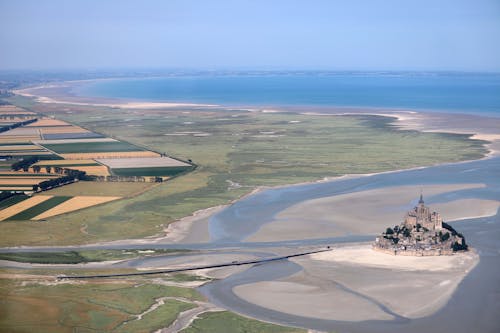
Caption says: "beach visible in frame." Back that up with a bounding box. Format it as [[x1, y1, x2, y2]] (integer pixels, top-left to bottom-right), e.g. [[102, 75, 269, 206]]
[[233, 244, 479, 321]]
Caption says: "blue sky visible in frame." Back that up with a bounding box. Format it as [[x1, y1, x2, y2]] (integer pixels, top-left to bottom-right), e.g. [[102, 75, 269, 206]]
[[0, 0, 499, 71]]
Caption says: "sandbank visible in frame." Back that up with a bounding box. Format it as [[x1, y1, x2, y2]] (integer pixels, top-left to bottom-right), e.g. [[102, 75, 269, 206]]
[[233, 243, 479, 321], [14, 83, 216, 109], [245, 184, 500, 242]]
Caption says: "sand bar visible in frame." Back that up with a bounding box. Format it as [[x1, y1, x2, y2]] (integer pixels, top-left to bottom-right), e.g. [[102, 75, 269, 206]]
[[246, 183, 500, 242]]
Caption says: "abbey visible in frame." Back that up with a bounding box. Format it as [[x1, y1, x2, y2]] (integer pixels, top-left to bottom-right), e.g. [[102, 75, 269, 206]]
[[373, 194, 468, 256], [404, 194, 442, 231]]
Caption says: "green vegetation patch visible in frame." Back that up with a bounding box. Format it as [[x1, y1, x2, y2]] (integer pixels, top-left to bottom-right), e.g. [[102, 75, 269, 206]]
[[7, 196, 72, 220], [182, 311, 306, 333], [0, 194, 28, 209], [111, 165, 193, 177], [40, 181, 154, 197], [0, 279, 202, 333], [0, 249, 190, 264], [118, 299, 195, 333], [34, 162, 101, 167], [41, 141, 145, 153]]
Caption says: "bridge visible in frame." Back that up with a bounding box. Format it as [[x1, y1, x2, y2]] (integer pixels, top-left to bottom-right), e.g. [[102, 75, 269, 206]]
[[57, 247, 332, 280]]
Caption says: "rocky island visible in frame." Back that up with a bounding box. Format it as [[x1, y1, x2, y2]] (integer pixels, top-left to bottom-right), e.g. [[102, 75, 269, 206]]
[[374, 194, 468, 256]]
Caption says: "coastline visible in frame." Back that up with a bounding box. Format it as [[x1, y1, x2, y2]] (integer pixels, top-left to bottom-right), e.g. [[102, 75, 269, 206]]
[[7, 80, 500, 246]]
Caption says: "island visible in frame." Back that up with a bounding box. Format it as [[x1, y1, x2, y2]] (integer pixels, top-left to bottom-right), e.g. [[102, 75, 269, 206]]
[[373, 194, 468, 256]]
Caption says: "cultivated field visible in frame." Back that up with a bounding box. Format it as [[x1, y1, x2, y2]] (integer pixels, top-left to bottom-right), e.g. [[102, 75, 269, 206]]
[[35, 138, 117, 145], [39, 126, 90, 134], [60, 151, 160, 159], [40, 141, 144, 154], [32, 195, 121, 220], [25, 118, 70, 127], [41, 181, 155, 197], [97, 156, 190, 168], [0, 144, 42, 151], [0, 195, 53, 220], [32, 159, 99, 166], [0, 106, 193, 225]]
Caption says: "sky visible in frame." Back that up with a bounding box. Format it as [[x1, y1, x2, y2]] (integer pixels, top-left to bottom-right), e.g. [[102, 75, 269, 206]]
[[0, 0, 499, 71]]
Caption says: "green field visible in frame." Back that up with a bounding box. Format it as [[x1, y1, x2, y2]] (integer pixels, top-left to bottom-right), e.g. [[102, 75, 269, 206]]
[[181, 311, 306, 333], [0, 249, 190, 264], [0, 277, 202, 333], [7, 196, 72, 220], [41, 141, 145, 153], [33, 162, 101, 167], [0, 194, 28, 209], [111, 165, 193, 177], [40, 181, 155, 197]]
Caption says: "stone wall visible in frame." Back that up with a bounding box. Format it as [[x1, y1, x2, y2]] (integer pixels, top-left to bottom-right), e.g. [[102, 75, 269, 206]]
[[372, 245, 454, 256]]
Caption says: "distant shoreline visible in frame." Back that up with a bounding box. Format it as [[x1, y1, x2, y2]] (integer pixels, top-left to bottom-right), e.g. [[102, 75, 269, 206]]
[[13, 75, 500, 116], [13, 78, 500, 158]]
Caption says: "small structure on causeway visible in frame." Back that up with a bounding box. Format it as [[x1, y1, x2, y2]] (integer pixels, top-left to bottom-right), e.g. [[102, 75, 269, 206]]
[[373, 194, 468, 256]]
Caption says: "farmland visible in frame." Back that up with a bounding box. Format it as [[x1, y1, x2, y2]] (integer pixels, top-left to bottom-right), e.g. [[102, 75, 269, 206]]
[[32, 195, 121, 220], [112, 166, 192, 177], [40, 141, 145, 153], [0, 104, 194, 226], [7, 196, 72, 220]]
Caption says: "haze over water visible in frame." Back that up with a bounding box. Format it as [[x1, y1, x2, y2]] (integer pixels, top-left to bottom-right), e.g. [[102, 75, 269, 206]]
[[74, 73, 500, 116]]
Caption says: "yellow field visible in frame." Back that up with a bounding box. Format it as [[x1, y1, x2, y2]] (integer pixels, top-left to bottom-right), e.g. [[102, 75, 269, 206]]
[[0, 178, 54, 185], [0, 145, 42, 151], [70, 165, 110, 176], [4, 151, 52, 156], [0, 136, 41, 143], [0, 186, 32, 191], [0, 110, 36, 115], [60, 151, 160, 160], [0, 171, 54, 176], [0, 106, 35, 113], [0, 195, 53, 221], [32, 196, 121, 220], [33, 159, 97, 166], [40, 126, 90, 134], [0, 118, 33, 123], [26, 119, 70, 127]]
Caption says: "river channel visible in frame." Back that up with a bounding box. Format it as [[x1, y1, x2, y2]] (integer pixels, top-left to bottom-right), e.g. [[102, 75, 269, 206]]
[[200, 156, 500, 333]]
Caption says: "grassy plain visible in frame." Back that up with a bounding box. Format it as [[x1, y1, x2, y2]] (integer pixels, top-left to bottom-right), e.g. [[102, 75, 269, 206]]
[[0, 99, 488, 246], [0, 275, 202, 333], [181, 311, 306, 333], [0, 249, 189, 264]]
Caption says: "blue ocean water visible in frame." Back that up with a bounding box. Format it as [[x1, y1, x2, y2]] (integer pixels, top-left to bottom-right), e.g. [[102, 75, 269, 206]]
[[74, 73, 500, 116]]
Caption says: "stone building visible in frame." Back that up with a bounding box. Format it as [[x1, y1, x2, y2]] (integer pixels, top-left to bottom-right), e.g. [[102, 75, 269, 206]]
[[373, 194, 468, 256], [404, 194, 442, 231]]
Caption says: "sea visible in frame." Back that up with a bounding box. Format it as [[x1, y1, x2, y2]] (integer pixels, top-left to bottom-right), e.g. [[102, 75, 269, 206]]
[[73, 72, 500, 116]]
